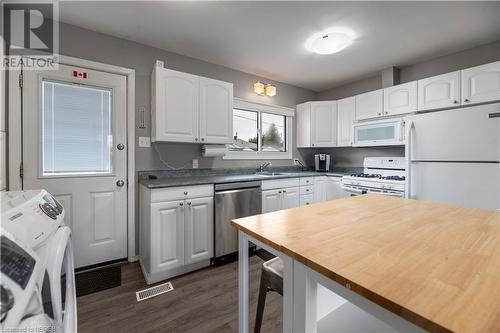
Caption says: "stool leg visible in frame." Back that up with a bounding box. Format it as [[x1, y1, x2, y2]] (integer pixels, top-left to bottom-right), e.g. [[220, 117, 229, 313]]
[[254, 271, 268, 333]]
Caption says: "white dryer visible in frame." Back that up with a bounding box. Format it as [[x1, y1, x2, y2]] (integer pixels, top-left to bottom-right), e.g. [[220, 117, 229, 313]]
[[1, 190, 77, 332]]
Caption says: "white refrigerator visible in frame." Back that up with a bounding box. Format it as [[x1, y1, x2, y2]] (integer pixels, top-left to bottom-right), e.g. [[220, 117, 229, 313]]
[[405, 103, 500, 211]]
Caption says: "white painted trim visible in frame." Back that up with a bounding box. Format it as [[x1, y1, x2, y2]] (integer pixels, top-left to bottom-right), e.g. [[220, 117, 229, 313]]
[[7, 54, 137, 261], [234, 97, 295, 117]]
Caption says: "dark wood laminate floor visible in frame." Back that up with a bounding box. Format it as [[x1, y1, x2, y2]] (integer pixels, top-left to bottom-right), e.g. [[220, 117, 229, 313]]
[[77, 256, 282, 332]]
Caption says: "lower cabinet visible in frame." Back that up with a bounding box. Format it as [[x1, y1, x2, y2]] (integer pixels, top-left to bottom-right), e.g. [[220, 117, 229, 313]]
[[140, 184, 214, 284], [262, 186, 300, 213], [313, 176, 328, 203], [327, 176, 349, 200]]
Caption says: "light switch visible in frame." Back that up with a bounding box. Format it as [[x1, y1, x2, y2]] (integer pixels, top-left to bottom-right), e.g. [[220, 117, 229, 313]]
[[138, 136, 151, 148]]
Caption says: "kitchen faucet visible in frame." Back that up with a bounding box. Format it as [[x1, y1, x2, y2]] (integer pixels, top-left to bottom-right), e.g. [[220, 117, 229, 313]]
[[258, 161, 272, 172]]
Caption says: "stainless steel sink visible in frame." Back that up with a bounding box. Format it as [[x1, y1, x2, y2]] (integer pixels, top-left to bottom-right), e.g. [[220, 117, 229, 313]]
[[254, 172, 288, 177]]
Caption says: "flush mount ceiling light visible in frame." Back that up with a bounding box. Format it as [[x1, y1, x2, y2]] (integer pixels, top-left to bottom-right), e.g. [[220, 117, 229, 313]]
[[305, 28, 355, 55]]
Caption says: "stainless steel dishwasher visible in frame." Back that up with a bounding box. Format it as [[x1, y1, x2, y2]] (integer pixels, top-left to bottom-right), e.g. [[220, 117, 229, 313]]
[[214, 181, 262, 264]]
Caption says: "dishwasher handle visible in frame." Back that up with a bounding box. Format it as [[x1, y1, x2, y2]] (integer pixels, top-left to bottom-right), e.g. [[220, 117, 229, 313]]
[[214, 181, 262, 192], [215, 187, 262, 196]]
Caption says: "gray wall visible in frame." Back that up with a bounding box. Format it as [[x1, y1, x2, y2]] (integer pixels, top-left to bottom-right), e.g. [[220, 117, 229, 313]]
[[57, 21, 316, 172], [316, 40, 500, 101]]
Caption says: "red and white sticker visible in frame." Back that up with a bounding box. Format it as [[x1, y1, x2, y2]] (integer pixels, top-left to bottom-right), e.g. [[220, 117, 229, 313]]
[[73, 70, 88, 79]]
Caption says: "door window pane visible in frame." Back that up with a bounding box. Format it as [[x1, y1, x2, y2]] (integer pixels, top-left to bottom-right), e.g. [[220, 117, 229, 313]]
[[42, 81, 112, 175], [261, 112, 285, 152], [230, 108, 258, 151]]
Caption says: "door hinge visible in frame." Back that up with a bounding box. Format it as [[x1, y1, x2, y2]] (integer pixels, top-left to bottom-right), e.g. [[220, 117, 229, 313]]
[[19, 163, 24, 178], [18, 73, 23, 88]]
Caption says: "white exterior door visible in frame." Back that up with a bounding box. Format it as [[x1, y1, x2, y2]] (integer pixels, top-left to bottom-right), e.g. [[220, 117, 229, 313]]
[[417, 71, 461, 111], [262, 189, 282, 213], [337, 97, 355, 147], [153, 68, 199, 143], [383, 81, 417, 116], [282, 187, 300, 209], [461, 61, 500, 105], [151, 200, 184, 272], [184, 197, 213, 265], [22, 62, 128, 268], [199, 77, 233, 144], [310, 101, 337, 147]]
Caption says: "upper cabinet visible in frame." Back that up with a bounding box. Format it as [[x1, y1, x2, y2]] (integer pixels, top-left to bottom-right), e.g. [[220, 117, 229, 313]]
[[296, 102, 311, 148], [152, 66, 234, 144], [311, 101, 337, 147], [152, 68, 199, 142], [199, 77, 233, 144], [296, 101, 337, 148], [417, 71, 460, 111], [355, 89, 383, 120], [383, 81, 417, 116], [461, 61, 500, 105], [337, 97, 355, 147]]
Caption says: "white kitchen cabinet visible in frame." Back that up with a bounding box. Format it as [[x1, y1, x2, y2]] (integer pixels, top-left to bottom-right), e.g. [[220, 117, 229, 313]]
[[327, 176, 349, 200], [152, 67, 200, 143], [337, 97, 356, 147], [313, 176, 328, 203], [184, 196, 214, 265], [383, 81, 417, 116], [262, 187, 300, 212], [300, 194, 314, 206], [461, 61, 500, 105], [140, 184, 214, 284], [151, 200, 185, 272], [296, 102, 311, 148], [310, 101, 337, 147], [417, 71, 461, 111], [262, 189, 283, 213], [282, 187, 300, 209], [296, 101, 337, 147], [199, 77, 234, 144], [355, 89, 384, 120], [152, 66, 233, 144]]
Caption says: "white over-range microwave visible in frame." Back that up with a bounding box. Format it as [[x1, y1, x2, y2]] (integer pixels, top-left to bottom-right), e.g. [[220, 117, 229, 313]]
[[352, 118, 405, 146]]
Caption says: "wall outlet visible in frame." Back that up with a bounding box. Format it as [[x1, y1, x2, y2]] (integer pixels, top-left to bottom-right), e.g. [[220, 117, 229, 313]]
[[192, 159, 199, 169], [138, 136, 151, 148]]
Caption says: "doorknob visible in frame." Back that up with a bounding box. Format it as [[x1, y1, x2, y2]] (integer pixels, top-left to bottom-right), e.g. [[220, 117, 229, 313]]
[[117, 143, 125, 150], [116, 180, 125, 187]]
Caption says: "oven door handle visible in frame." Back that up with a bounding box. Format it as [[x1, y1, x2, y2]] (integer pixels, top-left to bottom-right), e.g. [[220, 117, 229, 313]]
[[341, 185, 365, 195]]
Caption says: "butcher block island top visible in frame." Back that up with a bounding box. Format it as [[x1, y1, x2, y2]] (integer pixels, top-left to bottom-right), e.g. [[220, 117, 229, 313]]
[[231, 195, 500, 333]]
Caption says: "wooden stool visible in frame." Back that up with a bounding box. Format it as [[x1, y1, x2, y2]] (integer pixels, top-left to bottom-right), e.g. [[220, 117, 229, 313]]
[[254, 257, 283, 333]]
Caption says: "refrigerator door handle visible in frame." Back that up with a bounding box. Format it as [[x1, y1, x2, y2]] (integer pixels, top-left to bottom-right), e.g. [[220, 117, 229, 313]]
[[405, 120, 414, 199]]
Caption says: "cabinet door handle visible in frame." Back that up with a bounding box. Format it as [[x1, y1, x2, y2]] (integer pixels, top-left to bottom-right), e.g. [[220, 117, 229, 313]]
[[453, 100, 459, 104], [201, 138, 205, 142], [306, 189, 309, 192], [489, 112, 500, 119], [283, 190, 286, 193], [187, 202, 192, 206], [179, 202, 184, 207], [195, 138, 199, 141], [464, 99, 470, 103], [184, 191, 188, 195], [278, 191, 282, 194]]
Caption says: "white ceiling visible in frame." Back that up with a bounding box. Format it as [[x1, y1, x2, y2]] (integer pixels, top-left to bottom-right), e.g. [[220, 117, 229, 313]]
[[58, 1, 500, 92]]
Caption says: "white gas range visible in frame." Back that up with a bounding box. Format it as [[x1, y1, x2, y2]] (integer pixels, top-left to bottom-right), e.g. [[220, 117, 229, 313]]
[[341, 157, 406, 197]]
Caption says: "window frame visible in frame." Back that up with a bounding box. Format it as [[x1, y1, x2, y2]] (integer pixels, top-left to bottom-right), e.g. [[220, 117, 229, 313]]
[[224, 99, 293, 160]]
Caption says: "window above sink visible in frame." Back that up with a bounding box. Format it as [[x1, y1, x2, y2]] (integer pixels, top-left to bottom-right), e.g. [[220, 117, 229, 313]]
[[225, 99, 294, 160]]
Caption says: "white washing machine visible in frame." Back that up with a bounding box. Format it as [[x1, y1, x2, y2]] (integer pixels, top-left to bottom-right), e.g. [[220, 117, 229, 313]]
[[1, 190, 77, 332]]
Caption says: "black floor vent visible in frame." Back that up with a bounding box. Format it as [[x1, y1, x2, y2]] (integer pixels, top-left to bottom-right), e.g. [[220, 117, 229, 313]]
[[75, 264, 122, 297]]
